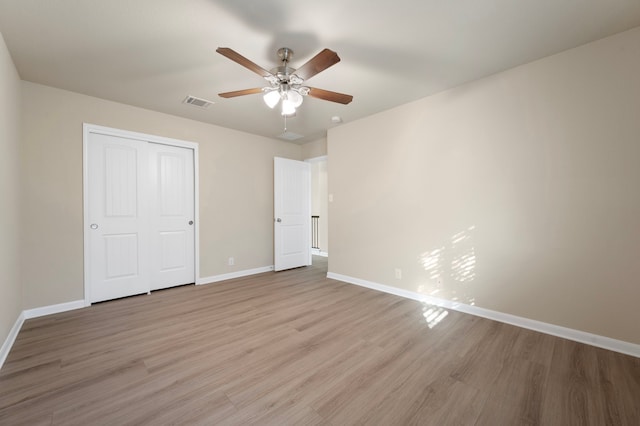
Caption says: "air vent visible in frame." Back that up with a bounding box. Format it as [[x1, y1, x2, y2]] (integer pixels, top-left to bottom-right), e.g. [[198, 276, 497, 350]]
[[277, 131, 303, 141], [183, 95, 214, 109]]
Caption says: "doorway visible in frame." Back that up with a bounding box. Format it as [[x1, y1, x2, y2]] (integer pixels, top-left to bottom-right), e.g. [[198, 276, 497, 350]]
[[307, 156, 328, 259]]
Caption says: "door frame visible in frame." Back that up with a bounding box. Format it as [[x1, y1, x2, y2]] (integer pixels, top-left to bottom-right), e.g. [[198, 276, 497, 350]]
[[82, 123, 200, 306]]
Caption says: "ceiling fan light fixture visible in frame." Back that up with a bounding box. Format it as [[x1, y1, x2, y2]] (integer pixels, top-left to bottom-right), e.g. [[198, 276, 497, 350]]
[[287, 89, 304, 108], [217, 47, 353, 121], [263, 90, 280, 109], [281, 99, 297, 116]]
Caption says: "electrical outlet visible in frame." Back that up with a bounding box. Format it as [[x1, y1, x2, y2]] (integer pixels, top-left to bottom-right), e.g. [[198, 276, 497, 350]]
[[228, 257, 234, 266], [395, 268, 402, 279]]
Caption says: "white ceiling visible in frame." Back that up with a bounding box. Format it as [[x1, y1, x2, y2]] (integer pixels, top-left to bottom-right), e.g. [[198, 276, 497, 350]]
[[1, 0, 640, 144]]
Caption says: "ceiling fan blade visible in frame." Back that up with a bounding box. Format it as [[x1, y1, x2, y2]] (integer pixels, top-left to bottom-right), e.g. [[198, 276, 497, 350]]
[[307, 87, 353, 105], [216, 47, 273, 78], [294, 49, 341, 81], [218, 88, 264, 98]]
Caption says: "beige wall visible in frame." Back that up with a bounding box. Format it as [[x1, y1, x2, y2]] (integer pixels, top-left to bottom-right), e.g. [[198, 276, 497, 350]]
[[0, 32, 22, 345], [20, 82, 301, 309], [301, 137, 327, 160], [328, 27, 640, 345]]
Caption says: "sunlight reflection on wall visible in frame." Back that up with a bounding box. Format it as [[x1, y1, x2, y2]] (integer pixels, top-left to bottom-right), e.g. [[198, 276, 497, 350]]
[[418, 225, 477, 309], [450, 227, 477, 283]]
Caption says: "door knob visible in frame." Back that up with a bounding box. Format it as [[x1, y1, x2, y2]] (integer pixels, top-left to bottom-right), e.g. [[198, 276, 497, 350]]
[[90, 224, 98, 229], [276, 218, 282, 223], [188, 220, 194, 225]]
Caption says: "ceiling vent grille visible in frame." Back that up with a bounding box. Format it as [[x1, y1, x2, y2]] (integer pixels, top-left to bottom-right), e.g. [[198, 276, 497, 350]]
[[277, 131, 303, 141], [183, 95, 214, 108]]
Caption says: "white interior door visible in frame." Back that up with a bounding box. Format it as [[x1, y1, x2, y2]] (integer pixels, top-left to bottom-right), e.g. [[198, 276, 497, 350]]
[[274, 157, 311, 271], [86, 127, 197, 303], [87, 133, 150, 302], [148, 143, 195, 290]]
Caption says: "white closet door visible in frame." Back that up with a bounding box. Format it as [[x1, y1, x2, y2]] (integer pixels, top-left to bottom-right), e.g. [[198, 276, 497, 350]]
[[86, 129, 196, 303], [87, 134, 150, 303], [148, 143, 195, 290]]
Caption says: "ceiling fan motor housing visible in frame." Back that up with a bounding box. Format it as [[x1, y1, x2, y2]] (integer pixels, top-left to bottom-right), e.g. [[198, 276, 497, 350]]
[[272, 48, 298, 84], [271, 66, 297, 82]]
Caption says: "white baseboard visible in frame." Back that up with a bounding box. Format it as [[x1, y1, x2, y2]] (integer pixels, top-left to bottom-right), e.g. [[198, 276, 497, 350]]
[[23, 300, 87, 319], [197, 265, 274, 285], [1, 299, 88, 370], [1, 267, 271, 369], [0, 312, 25, 370], [327, 272, 640, 358], [311, 249, 328, 257]]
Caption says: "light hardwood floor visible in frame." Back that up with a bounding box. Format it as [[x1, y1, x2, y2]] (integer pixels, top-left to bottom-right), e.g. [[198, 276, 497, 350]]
[[1, 257, 639, 425]]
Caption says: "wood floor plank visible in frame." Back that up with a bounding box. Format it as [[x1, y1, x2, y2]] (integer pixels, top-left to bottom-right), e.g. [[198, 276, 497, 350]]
[[1, 256, 639, 425], [600, 349, 640, 423], [474, 357, 549, 425]]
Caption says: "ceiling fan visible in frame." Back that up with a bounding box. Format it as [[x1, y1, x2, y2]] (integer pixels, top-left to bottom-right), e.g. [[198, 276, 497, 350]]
[[216, 47, 353, 117]]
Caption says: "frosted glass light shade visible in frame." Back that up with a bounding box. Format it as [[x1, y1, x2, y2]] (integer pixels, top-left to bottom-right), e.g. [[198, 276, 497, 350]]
[[288, 90, 303, 107], [263, 90, 280, 108], [281, 99, 296, 116]]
